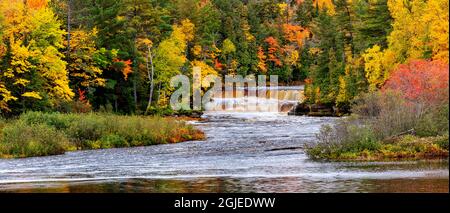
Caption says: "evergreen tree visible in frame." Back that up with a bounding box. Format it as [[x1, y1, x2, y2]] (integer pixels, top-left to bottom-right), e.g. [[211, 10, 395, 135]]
[[353, 0, 392, 53], [297, 0, 315, 27]]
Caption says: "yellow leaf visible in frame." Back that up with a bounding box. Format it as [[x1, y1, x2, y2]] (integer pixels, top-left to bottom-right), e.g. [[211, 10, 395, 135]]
[[22, 92, 42, 100]]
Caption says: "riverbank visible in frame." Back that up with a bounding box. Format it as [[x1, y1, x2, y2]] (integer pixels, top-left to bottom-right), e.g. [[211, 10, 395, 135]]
[[307, 134, 449, 161], [305, 90, 449, 161], [0, 112, 205, 158]]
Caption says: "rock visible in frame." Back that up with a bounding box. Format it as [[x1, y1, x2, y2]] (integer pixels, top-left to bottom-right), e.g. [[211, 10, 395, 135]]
[[288, 103, 336, 117], [190, 110, 204, 118], [288, 103, 310, 116]]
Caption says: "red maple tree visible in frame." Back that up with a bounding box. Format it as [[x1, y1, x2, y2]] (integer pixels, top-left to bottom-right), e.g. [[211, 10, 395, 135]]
[[383, 60, 449, 105]]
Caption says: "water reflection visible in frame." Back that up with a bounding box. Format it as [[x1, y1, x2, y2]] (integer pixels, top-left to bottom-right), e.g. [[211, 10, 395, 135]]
[[1, 177, 448, 193]]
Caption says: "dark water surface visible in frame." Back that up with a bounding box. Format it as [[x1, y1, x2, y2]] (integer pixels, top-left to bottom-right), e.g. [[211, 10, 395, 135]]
[[0, 112, 448, 193]]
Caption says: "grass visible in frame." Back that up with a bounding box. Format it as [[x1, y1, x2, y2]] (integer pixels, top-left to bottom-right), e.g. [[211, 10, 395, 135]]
[[0, 112, 205, 158]]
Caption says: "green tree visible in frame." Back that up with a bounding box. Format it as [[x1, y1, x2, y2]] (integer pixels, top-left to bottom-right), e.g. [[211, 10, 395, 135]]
[[353, 0, 392, 53], [297, 0, 316, 27]]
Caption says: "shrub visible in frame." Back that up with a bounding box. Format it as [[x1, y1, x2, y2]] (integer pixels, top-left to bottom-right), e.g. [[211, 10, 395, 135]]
[[0, 121, 69, 158], [307, 120, 379, 159], [98, 134, 129, 149], [415, 104, 449, 137], [0, 117, 6, 130], [146, 106, 174, 116], [65, 114, 108, 148], [352, 91, 419, 139], [342, 125, 379, 152], [434, 135, 449, 150], [20, 111, 76, 130], [56, 100, 93, 113]]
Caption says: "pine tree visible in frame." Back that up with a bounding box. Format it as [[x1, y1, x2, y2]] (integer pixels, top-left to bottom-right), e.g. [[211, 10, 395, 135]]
[[297, 0, 315, 27], [353, 0, 392, 53]]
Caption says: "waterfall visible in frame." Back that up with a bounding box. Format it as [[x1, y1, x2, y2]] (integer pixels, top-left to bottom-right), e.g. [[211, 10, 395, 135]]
[[204, 86, 304, 113]]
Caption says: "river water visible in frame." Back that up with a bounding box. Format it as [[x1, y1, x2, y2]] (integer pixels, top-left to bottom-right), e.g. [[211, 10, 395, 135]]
[[0, 88, 448, 193]]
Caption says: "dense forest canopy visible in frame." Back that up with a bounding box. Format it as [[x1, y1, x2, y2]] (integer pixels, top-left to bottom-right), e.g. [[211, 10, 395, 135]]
[[0, 0, 448, 115]]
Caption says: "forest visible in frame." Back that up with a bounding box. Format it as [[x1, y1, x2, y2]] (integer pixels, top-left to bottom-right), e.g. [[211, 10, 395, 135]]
[[1, 0, 447, 116]]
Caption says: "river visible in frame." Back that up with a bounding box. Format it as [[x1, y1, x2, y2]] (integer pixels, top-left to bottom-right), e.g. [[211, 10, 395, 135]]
[[0, 87, 448, 193]]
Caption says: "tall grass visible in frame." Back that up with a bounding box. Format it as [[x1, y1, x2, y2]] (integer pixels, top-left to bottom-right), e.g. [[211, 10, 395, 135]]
[[0, 121, 68, 158], [0, 112, 204, 158]]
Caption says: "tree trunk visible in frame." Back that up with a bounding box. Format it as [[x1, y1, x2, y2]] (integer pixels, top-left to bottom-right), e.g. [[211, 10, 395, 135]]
[[146, 46, 155, 111], [133, 78, 138, 110], [156, 82, 162, 105], [67, 0, 72, 56]]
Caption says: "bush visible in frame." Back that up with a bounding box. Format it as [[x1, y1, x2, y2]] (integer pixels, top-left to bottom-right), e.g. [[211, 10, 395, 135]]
[[65, 114, 108, 148], [20, 111, 76, 130], [435, 135, 449, 150], [352, 91, 419, 139], [0, 117, 6, 130], [56, 100, 93, 113], [0, 121, 69, 158], [342, 125, 379, 152], [415, 104, 449, 137], [307, 120, 379, 159], [146, 106, 174, 116]]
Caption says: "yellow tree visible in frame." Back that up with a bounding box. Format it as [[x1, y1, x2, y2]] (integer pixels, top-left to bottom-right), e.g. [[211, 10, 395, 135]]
[[191, 60, 218, 82], [362, 45, 394, 91], [67, 28, 106, 89], [386, 0, 428, 62], [0, 0, 73, 111], [1, 11, 15, 111], [312, 0, 336, 15], [423, 0, 449, 63], [386, 0, 448, 63], [137, 38, 155, 110], [152, 19, 195, 108], [363, 0, 449, 90], [221, 38, 236, 74]]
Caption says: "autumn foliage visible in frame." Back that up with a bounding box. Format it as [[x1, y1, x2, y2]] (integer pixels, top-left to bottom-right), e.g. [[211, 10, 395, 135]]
[[257, 46, 267, 73], [383, 60, 449, 105], [264, 37, 282, 67], [113, 59, 133, 80], [0, 0, 448, 115], [26, 0, 48, 10], [282, 24, 310, 47]]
